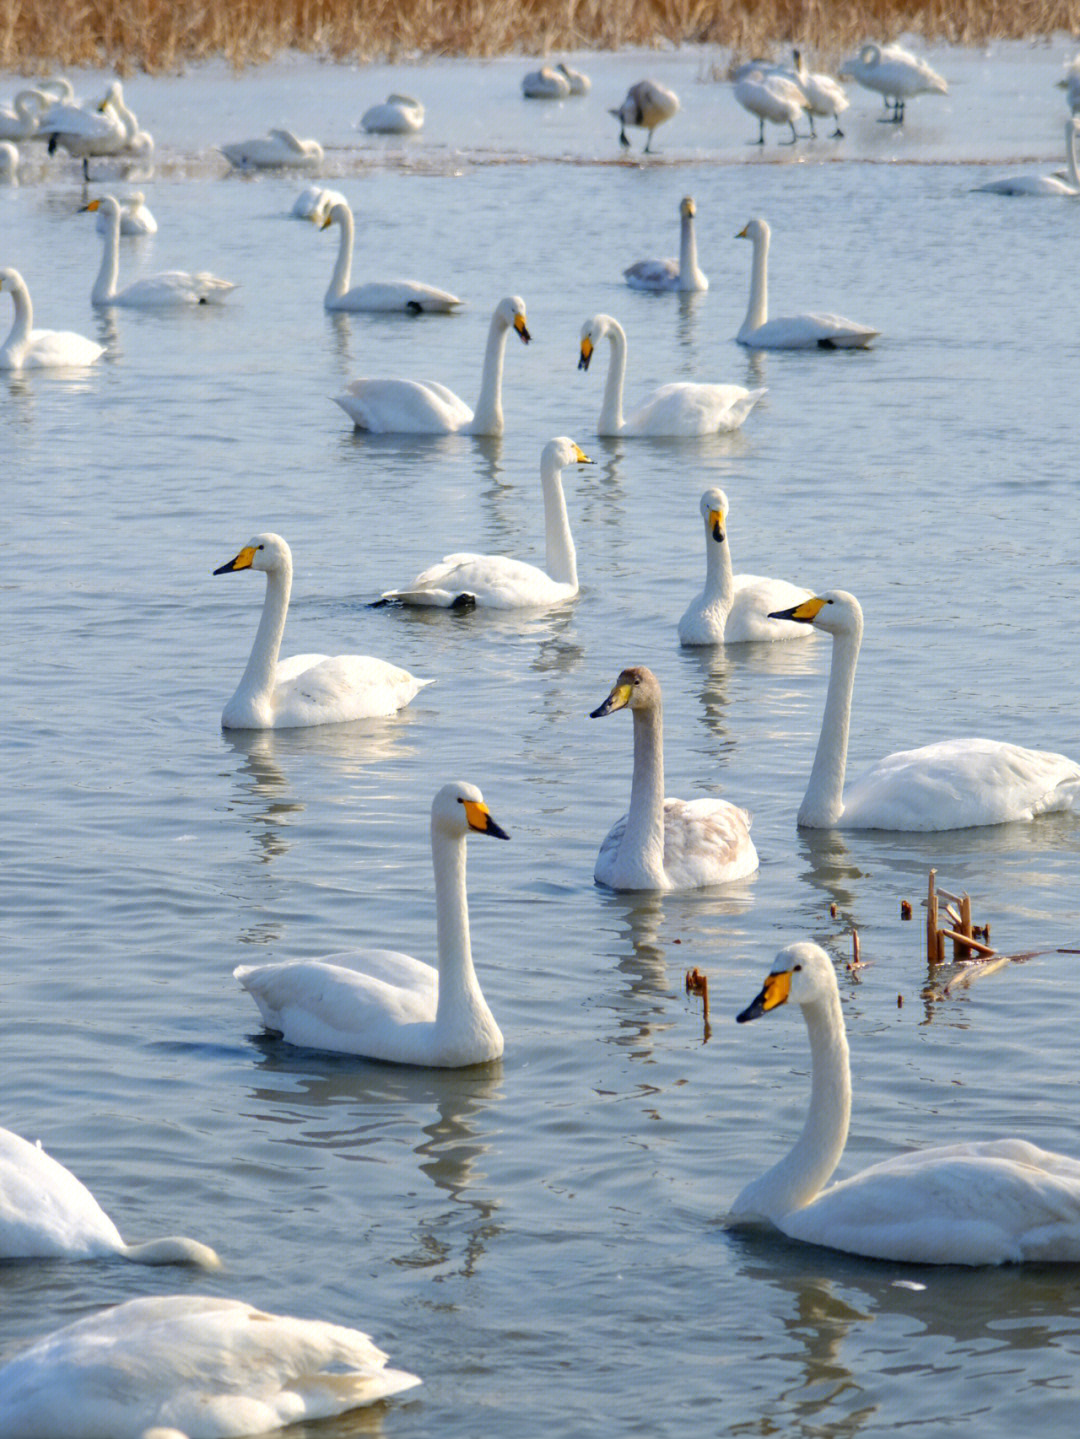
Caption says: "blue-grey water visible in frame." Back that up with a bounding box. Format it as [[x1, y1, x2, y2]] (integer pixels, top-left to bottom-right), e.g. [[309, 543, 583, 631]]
[[3, 40, 1080, 1439]]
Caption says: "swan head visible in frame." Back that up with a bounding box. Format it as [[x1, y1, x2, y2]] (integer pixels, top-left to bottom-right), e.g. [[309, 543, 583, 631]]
[[319, 199, 350, 230], [496, 295, 531, 344], [578, 313, 617, 371], [737, 941, 836, 1022], [79, 194, 121, 219], [433, 781, 510, 841], [767, 589, 861, 635], [543, 436, 593, 472], [680, 195, 696, 219], [736, 217, 769, 245], [214, 532, 291, 576], [0, 267, 28, 298], [590, 665, 661, 720], [699, 488, 728, 543]]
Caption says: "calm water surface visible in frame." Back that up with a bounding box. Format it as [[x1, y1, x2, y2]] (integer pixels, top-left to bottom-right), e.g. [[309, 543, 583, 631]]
[[3, 41, 1080, 1439]]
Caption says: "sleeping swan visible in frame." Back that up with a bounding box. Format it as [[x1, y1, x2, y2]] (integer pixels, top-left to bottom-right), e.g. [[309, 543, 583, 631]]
[[0, 267, 104, 369], [623, 194, 708, 292], [736, 218, 878, 349], [214, 532, 429, 728], [333, 294, 530, 434], [731, 942, 1080, 1264], [0, 1294, 420, 1438], [81, 195, 236, 306], [590, 666, 758, 890], [579, 313, 765, 436], [0, 1125, 219, 1267], [317, 198, 461, 312], [768, 589, 1080, 829], [235, 782, 509, 1067], [221, 128, 322, 168]]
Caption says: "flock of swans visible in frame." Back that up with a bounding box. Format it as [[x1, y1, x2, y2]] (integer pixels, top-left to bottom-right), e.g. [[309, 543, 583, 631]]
[[5, 41, 1080, 1439]]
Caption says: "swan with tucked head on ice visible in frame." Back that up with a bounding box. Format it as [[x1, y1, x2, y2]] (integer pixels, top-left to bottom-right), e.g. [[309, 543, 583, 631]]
[[360, 94, 424, 132], [221, 128, 323, 168], [733, 67, 806, 144]]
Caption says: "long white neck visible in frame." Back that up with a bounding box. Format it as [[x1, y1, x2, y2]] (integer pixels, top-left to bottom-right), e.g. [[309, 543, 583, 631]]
[[470, 311, 511, 435], [92, 206, 121, 303], [120, 1235, 221, 1268], [597, 320, 627, 435], [541, 459, 576, 588], [431, 826, 494, 1037], [740, 229, 769, 338], [679, 211, 706, 291], [110, 91, 138, 143], [1065, 122, 1080, 189], [2, 275, 32, 358], [732, 989, 851, 1220], [617, 704, 667, 886], [326, 204, 353, 302], [227, 563, 291, 725], [798, 616, 862, 827], [702, 526, 735, 617]]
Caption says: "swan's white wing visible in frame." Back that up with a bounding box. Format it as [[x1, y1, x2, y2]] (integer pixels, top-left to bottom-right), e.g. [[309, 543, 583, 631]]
[[383, 552, 572, 609], [596, 798, 758, 890], [740, 313, 878, 349], [271, 654, 430, 726], [725, 576, 815, 643], [623, 258, 679, 290], [14, 328, 103, 369], [334, 280, 462, 313], [333, 379, 472, 433], [975, 173, 1077, 196], [116, 271, 236, 307], [625, 382, 766, 436], [0, 1128, 123, 1259]]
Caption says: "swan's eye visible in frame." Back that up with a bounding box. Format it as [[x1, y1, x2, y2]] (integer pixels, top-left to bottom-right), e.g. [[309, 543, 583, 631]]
[[793, 964, 802, 972], [257, 544, 264, 551]]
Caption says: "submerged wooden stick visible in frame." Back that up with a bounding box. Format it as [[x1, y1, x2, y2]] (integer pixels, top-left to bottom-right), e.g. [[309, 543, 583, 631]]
[[927, 870, 939, 964]]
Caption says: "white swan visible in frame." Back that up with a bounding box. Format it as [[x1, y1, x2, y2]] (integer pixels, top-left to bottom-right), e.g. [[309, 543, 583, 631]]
[[317, 198, 462, 313], [1057, 57, 1080, 114], [623, 195, 708, 292], [735, 217, 879, 349], [590, 666, 758, 891], [214, 532, 430, 728], [0, 88, 47, 140], [291, 183, 346, 219], [221, 128, 323, 169], [522, 64, 571, 99], [95, 189, 157, 234], [82, 195, 236, 306], [767, 589, 1080, 829], [334, 294, 530, 434], [0, 1294, 420, 1438], [378, 437, 591, 609], [100, 80, 153, 158], [235, 781, 509, 1066], [840, 42, 947, 122], [0, 268, 104, 370], [733, 68, 806, 144], [732, 941, 1080, 1264], [40, 94, 126, 173], [556, 62, 590, 95], [0, 1125, 219, 1266], [975, 117, 1080, 196], [579, 313, 765, 436], [678, 489, 815, 646], [611, 79, 679, 152], [0, 139, 17, 182], [360, 94, 424, 132], [791, 50, 849, 137]]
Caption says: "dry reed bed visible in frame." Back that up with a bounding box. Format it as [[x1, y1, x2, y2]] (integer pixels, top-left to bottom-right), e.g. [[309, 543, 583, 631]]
[[2, 0, 1079, 74]]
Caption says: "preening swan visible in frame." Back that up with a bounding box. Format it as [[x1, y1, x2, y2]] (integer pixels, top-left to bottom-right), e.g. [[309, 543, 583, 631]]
[[317, 198, 462, 313], [623, 195, 708, 292], [377, 437, 591, 609], [768, 589, 1080, 829], [0, 1125, 219, 1267], [221, 128, 323, 168], [590, 666, 758, 891], [579, 313, 765, 436], [0, 1294, 420, 1439], [840, 42, 947, 122], [522, 65, 571, 99], [611, 79, 679, 151], [360, 94, 424, 132], [0, 140, 17, 182], [975, 117, 1080, 196], [556, 62, 590, 95], [678, 489, 814, 646], [0, 267, 104, 370], [94, 189, 157, 234], [214, 531, 430, 728], [791, 50, 849, 137], [731, 941, 1080, 1264], [291, 183, 346, 219], [81, 195, 236, 306], [333, 294, 530, 434], [235, 782, 509, 1067], [733, 68, 806, 144], [735, 217, 878, 349]]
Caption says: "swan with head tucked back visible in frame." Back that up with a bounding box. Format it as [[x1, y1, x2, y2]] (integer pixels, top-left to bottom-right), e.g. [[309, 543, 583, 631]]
[[377, 437, 591, 609], [611, 79, 679, 151], [81, 195, 236, 306], [214, 532, 429, 728], [333, 294, 530, 434], [735, 217, 878, 349], [0, 268, 104, 369], [522, 65, 571, 99], [732, 941, 1080, 1263], [975, 117, 1080, 196], [0, 1125, 219, 1268], [623, 195, 708, 292], [235, 782, 509, 1067], [590, 666, 758, 891], [0, 1294, 420, 1439], [360, 94, 424, 132], [316, 198, 461, 313], [768, 589, 1080, 829], [678, 489, 814, 646], [579, 313, 765, 436], [733, 68, 806, 144], [839, 42, 947, 122], [221, 128, 323, 168]]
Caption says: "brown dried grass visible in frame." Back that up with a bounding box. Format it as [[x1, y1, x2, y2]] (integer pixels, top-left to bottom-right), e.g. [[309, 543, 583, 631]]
[[2, 1, 1078, 75]]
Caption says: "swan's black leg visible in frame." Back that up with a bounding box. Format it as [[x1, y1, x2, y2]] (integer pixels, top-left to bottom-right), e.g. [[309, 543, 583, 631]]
[[780, 120, 797, 145]]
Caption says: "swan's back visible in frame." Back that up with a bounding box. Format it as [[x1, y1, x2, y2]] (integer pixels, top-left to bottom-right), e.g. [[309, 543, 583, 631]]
[[740, 312, 878, 350], [725, 575, 816, 643], [597, 797, 757, 890], [625, 382, 766, 436], [0, 1128, 124, 1259], [383, 552, 573, 609], [333, 378, 472, 433], [263, 654, 429, 727]]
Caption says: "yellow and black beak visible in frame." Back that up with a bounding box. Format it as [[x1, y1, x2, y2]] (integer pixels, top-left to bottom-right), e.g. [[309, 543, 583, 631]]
[[736, 968, 793, 1023], [767, 596, 826, 625], [708, 507, 725, 543], [462, 799, 510, 840], [214, 545, 257, 575], [578, 337, 593, 372], [514, 313, 531, 345], [590, 679, 632, 719], [736, 224, 749, 239], [572, 443, 593, 465], [79, 198, 102, 213], [319, 212, 333, 229]]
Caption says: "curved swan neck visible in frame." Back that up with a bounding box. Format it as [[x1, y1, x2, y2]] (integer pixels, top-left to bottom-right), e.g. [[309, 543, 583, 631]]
[[3, 274, 32, 353], [679, 211, 704, 290], [431, 825, 487, 1027], [230, 561, 291, 721], [740, 228, 769, 337], [541, 458, 576, 588], [1066, 122, 1080, 189], [799, 614, 862, 827], [92, 206, 121, 303], [618, 703, 667, 885], [326, 203, 353, 302], [471, 309, 511, 435], [597, 320, 627, 435]]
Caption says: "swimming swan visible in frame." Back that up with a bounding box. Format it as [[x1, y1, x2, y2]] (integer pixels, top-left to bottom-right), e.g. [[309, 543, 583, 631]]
[[82, 195, 236, 306], [839, 42, 947, 122], [95, 189, 157, 234], [733, 68, 806, 144], [0, 1294, 420, 1438], [975, 117, 1080, 195], [214, 531, 430, 728], [590, 666, 759, 890], [735, 217, 878, 349], [678, 489, 814, 646], [0, 268, 104, 369], [611, 79, 679, 151], [579, 313, 765, 436], [317, 198, 462, 313], [360, 94, 424, 132], [378, 437, 591, 609], [221, 128, 323, 168], [235, 781, 509, 1067], [0, 1125, 219, 1266], [731, 941, 1080, 1263], [623, 194, 708, 292], [768, 589, 1080, 829], [333, 294, 530, 434]]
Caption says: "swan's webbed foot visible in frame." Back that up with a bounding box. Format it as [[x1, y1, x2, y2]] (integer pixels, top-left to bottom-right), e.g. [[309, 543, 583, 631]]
[[830, 122, 844, 138]]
